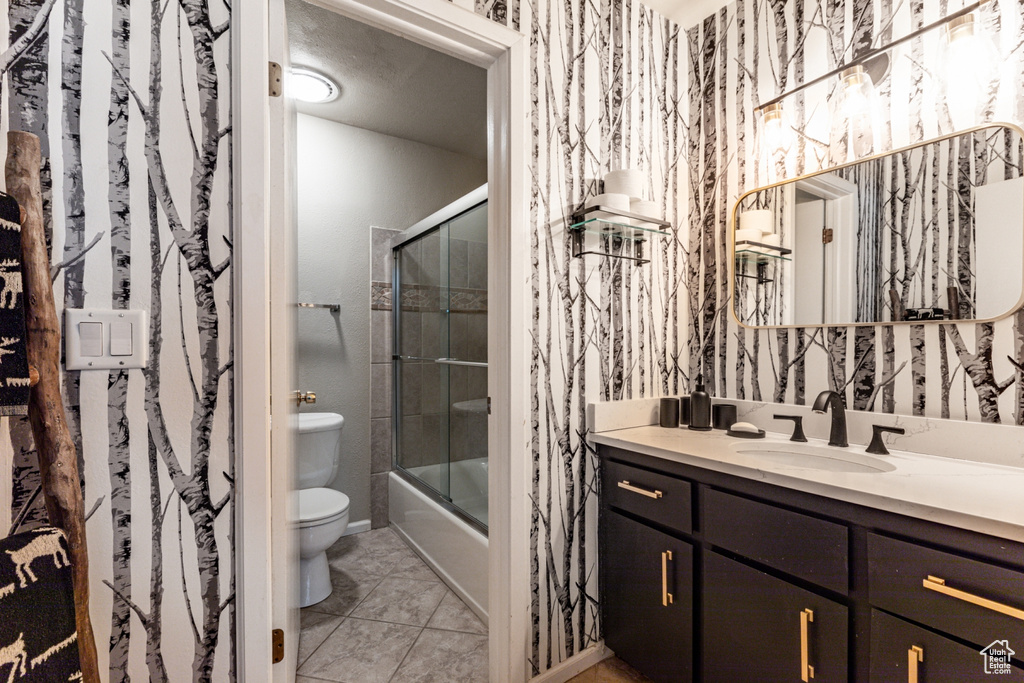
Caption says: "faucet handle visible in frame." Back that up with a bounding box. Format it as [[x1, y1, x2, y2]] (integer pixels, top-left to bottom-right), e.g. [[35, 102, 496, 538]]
[[773, 414, 808, 442], [866, 424, 905, 455]]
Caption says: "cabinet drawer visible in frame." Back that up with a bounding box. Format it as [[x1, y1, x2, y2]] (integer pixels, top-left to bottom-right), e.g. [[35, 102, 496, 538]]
[[703, 551, 848, 683], [703, 487, 849, 594], [870, 609, 1024, 682], [868, 533, 1024, 650], [603, 459, 692, 534]]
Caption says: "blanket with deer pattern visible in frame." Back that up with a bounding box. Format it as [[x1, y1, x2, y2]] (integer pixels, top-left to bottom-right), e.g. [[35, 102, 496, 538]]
[[0, 527, 80, 681], [0, 193, 29, 416]]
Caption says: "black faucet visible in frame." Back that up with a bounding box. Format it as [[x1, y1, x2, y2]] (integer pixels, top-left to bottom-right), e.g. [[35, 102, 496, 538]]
[[812, 390, 848, 447]]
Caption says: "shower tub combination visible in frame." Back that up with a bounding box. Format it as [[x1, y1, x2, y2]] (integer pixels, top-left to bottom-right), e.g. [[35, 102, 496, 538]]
[[389, 186, 489, 622]]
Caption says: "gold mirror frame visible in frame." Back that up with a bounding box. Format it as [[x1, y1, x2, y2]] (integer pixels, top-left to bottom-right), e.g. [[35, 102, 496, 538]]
[[730, 122, 1024, 330]]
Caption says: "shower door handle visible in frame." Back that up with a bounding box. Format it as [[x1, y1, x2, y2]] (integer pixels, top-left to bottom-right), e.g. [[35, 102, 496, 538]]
[[435, 358, 488, 368]]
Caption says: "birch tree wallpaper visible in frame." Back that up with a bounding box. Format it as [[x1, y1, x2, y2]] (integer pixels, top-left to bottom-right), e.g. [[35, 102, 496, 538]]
[[509, 0, 1024, 676], [1, 0, 234, 680], [518, 0, 687, 674], [686, 0, 1024, 427]]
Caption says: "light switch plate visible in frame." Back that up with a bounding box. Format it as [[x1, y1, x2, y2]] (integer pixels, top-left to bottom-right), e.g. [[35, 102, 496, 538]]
[[65, 309, 148, 370]]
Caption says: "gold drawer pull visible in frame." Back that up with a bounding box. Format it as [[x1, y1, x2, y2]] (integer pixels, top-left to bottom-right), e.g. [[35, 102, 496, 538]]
[[800, 608, 815, 681], [661, 550, 673, 606], [908, 645, 923, 683], [923, 575, 1024, 621], [618, 480, 663, 499]]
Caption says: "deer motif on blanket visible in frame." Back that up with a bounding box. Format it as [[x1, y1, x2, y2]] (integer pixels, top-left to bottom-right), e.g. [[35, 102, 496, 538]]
[[0, 633, 27, 683], [0, 338, 20, 367], [0, 260, 21, 310], [5, 529, 68, 588]]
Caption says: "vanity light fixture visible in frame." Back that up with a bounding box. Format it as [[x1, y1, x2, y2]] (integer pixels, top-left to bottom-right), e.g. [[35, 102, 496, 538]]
[[940, 13, 997, 130], [754, 0, 992, 155], [290, 68, 340, 104]]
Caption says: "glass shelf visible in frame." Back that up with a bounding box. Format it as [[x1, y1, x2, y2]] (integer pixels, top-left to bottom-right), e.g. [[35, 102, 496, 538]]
[[569, 205, 671, 265], [736, 249, 792, 263], [735, 240, 791, 263], [569, 217, 670, 240]]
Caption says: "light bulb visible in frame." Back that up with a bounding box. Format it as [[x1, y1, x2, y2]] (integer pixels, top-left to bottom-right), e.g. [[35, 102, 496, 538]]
[[757, 103, 795, 183], [290, 69, 339, 104], [941, 14, 997, 130]]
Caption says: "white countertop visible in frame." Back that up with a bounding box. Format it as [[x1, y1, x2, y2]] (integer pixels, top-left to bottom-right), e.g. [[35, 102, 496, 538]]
[[591, 425, 1024, 543]]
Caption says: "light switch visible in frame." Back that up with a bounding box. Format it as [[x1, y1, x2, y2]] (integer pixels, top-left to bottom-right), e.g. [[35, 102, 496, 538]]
[[79, 322, 103, 356], [65, 308, 148, 370], [110, 321, 133, 356]]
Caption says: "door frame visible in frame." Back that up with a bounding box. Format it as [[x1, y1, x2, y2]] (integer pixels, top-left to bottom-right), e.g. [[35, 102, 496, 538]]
[[233, 1, 530, 681]]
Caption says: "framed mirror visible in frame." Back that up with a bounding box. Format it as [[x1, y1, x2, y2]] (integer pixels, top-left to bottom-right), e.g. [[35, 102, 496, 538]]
[[731, 124, 1024, 328]]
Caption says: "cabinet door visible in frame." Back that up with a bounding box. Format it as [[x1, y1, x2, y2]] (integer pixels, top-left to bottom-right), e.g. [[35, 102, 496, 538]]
[[703, 551, 848, 683], [870, 609, 1024, 682], [602, 510, 693, 683]]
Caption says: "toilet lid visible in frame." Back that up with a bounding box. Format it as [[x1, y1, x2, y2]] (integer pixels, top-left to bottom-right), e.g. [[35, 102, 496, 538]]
[[298, 488, 350, 523]]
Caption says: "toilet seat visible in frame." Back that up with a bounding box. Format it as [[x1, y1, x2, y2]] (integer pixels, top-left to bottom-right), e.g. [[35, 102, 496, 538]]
[[297, 488, 350, 528]]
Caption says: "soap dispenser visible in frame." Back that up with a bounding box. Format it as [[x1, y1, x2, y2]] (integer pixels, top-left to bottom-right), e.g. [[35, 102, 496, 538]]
[[688, 374, 712, 431]]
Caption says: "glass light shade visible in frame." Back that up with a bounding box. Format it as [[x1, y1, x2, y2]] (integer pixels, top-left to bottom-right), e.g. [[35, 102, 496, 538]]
[[832, 65, 878, 162], [756, 103, 795, 183], [290, 69, 339, 104], [939, 14, 997, 130]]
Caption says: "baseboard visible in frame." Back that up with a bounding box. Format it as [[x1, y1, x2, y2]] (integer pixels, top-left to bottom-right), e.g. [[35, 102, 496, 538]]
[[528, 643, 611, 683], [343, 519, 371, 536]]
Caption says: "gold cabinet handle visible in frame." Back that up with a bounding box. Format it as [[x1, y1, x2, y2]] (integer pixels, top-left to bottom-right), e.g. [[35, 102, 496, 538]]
[[908, 645, 923, 683], [618, 480, 663, 499], [923, 575, 1024, 621], [661, 550, 673, 606], [800, 608, 815, 681]]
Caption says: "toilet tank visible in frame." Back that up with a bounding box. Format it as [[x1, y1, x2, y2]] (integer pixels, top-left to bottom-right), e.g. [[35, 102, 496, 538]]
[[296, 412, 344, 489]]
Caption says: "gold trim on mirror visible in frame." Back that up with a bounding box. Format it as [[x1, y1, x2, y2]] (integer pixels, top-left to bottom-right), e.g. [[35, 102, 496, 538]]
[[730, 121, 1024, 330]]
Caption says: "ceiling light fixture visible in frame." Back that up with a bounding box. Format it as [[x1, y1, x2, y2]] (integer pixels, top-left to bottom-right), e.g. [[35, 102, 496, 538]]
[[290, 68, 339, 104]]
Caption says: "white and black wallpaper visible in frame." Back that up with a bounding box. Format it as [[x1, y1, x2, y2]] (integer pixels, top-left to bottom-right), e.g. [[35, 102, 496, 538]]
[[2, 0, 233, 680], [510, 0, 1024, 676]]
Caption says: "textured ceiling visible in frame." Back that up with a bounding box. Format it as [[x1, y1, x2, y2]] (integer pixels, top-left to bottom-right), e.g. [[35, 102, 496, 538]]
[[286, 0, 487, 160]]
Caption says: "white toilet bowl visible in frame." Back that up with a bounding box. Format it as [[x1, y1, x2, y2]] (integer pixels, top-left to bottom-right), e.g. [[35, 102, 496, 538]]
[[297, 487, 350, 607]]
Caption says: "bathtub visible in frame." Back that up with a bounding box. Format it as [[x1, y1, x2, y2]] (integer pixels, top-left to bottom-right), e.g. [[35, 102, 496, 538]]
[[389, 461, 489, 624]]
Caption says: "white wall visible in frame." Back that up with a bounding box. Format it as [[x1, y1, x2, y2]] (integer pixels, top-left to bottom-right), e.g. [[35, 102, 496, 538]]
[[295, 113, 486, 523]]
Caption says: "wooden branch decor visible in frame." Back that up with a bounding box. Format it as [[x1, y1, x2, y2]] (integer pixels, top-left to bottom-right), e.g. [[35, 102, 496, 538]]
[[5, 131, 99, 683]]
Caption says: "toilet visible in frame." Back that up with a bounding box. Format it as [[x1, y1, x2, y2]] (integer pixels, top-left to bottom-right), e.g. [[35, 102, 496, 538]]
[[296, 412, 350, 608]]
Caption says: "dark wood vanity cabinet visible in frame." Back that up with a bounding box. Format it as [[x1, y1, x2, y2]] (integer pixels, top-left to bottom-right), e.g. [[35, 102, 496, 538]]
[[599, 446, 1024, 683], [602, 510, 693, 682], [703, 550, 848, 682]]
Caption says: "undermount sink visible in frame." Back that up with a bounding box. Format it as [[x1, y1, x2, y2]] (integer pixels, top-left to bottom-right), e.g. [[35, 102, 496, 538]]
[[731, 441, 897, 474]]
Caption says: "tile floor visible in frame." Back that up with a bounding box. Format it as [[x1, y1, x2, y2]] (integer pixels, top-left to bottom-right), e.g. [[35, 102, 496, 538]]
[[298, 527, 488, 683]]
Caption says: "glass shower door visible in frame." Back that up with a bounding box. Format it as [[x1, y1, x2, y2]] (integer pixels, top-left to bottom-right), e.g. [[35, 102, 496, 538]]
[[393, 199, 488, 530]]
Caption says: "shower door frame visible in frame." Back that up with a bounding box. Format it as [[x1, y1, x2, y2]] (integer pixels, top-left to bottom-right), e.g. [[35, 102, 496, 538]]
[[391, 186, 489, 534], [234, 1, 531, 682]]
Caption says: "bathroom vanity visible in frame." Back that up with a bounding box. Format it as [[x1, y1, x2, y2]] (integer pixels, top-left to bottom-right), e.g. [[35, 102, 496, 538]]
[[592, 419, 1024, 683]]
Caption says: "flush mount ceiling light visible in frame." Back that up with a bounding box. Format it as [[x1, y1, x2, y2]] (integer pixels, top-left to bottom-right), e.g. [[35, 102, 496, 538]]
[[290, 68, 339, 104]]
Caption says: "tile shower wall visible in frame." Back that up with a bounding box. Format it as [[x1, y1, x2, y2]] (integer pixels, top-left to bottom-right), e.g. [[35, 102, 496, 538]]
[[371, 226, 401, 529]]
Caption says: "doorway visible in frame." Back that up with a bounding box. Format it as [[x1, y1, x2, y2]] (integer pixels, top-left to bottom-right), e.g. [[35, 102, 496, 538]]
[[237, 1, 528, 680]]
